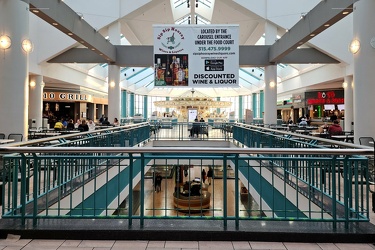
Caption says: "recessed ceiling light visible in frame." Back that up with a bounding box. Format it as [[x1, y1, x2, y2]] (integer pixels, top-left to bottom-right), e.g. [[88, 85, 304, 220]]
[[324, 24, 330, 27], [80, 41, 85, 44], [32, 9, 39, 13], [52, 22, 58, 26], [68, 33, 73, 36], [342, 11, 349, 15], [91, 48, 95, 51], [310, 34, 315, 36]]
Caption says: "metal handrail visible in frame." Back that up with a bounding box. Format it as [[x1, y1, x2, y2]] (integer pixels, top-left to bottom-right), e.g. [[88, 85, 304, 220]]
[[0, 146, 373, 156]]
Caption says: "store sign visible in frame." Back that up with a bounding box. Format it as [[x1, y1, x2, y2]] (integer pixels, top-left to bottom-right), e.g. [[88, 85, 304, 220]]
[[305, 90, 344, 105], [43, 92, 93, 102], [153, 25, 239, 87]]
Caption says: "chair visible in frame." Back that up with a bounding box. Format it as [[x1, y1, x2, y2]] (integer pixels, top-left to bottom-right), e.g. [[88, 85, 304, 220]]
[[359, 137, 374, 147], [8, 133, 23, 142], [0, 133, 5, 139]]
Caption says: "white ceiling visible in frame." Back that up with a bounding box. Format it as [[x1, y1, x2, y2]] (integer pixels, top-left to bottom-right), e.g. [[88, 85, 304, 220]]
[[37, 0, 347, 98]]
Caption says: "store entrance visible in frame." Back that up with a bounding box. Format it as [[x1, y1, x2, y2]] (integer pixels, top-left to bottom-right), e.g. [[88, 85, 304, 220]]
[[43, 102, 76, 127]]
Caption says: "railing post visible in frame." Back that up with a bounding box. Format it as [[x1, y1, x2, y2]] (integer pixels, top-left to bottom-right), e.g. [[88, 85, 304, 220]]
[[20, 154, 27, 225], [140, 153, 145, 227], [234, 154, 239, 229], [332, 156, 337, 229], [32, 154, 39, 226], [223, 154, 227, 228], [128, 153, 133, 227], [343, 156, 350, 229]]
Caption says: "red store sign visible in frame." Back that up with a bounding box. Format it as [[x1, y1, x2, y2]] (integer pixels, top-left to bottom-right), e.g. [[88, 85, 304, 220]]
[[305, 90, 344, 105]]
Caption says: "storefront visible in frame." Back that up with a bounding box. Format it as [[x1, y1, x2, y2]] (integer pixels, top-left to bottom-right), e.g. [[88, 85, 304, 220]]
[[276, 99, 293, 122], [43, 91, 108, 127], [305, 89, 344, 120]]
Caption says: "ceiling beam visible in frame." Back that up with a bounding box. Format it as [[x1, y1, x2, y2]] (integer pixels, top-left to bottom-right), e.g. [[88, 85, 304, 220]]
[[22, 0, 116, 62], [49, 46, 339, 66], [269, 0, 358, 63]]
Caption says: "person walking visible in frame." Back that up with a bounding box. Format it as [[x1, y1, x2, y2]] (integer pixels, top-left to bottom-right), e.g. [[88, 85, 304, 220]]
[[155, 173, 162, 192], [207, 167, 213, 185], [201, 169, 207, 184]]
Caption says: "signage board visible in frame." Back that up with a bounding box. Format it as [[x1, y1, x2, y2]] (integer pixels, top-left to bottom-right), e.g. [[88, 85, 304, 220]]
[[153, 25, 239, 88]]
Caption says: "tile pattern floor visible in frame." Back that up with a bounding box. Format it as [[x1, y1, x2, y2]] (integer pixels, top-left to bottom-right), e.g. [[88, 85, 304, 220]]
[[0, 238, 374, 250]]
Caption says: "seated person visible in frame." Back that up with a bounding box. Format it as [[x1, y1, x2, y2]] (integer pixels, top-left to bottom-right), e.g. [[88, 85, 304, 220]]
[[113, 118, 120, 126], [101, 117, 111, 126], [54, 119, 65, 131], [328, 120, 343, 135], [78, 119, 89, 132], [299, 118, 307, 126], [66, 119, 75, 130], [190, 118, 199, 137], [87, 119, 96, 131]]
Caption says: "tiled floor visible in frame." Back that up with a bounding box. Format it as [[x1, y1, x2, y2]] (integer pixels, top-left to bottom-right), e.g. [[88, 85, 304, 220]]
[[0, 238, 374, 250]]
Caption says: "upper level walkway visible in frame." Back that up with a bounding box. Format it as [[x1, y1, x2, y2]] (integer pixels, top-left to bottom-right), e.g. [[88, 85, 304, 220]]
[[0, 122, 373, 243]]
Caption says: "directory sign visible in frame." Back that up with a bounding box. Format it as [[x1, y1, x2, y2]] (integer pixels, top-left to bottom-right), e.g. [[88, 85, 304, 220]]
[[153, 25, 239, 88]]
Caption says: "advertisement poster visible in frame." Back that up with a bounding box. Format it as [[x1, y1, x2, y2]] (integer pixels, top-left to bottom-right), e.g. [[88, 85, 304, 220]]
[[153, 25, 239, 88]]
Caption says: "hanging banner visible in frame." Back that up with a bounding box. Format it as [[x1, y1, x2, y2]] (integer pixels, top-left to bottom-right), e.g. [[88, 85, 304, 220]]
[[153, 25, 239, 88]]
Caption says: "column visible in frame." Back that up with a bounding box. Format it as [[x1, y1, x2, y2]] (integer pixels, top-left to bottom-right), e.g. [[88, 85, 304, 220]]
[[343, 76, 353, 132], [353, 0, 375, 143], [29, 75, 44, 129], [0, 0, 30, 138], [263, 22, 278, 125], [216, 97, 220, 115], [129, 93, 135, 117], [238, 95, 243, 122], [252, 93, 257, 118], [166, 97, 170, 113], [108, 22, 121, 122], [259, 91, 264, 119], [143, 95, 148, 119], [121, 90, 127, 118]]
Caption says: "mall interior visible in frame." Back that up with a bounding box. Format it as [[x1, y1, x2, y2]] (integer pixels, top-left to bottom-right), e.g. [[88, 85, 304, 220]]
[[0, 0, 374, 249]]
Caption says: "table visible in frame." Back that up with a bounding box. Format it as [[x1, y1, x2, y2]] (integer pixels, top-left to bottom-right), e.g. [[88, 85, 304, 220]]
[[33, 132, 61, 138], [0, 139, 15, 144], [331, 135, 354, 142]]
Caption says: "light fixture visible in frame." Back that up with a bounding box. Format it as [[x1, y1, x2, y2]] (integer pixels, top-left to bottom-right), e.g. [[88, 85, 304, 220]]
[[109, 81, 115, 88], [68, 32, 73, 36], [269, 81, 275, 88], [342, 11, 349, 15], [52, 22, 58, 26], [342, 81, 348, 88], [22, 39, 33, 53], [0, 35, 11, 49], [310, 34, 315, 37], [349, 39, 360, 54], [29, 81, 36, 87]]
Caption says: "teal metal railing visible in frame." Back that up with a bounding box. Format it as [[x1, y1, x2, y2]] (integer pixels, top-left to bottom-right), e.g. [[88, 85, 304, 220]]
[[0, 122, 373, 230]]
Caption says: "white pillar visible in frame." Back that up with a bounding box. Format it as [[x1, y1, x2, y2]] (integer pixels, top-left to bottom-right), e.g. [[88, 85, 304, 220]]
[[353, 0, 375, 143], [29, 75, 44, 129], [343, 76, 353, 132], [0, 0, 29, 138], [108, 22, 121, 122], [263, 22, 277, 125]]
